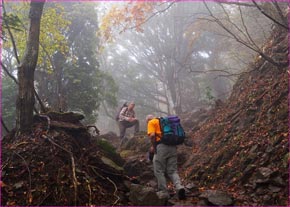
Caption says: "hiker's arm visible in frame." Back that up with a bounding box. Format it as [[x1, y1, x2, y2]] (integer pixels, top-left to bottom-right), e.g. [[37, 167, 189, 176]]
[[130, 111, 137, 121], [148, 132, 156, 153], [147, 119, 157, 153]]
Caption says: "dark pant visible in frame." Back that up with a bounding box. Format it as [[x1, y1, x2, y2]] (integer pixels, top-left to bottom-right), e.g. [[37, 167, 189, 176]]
[[119, 120, 139, 139]]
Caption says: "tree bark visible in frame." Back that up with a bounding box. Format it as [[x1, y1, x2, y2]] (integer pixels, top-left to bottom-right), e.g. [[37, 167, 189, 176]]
[[16, 1, 45, 132]]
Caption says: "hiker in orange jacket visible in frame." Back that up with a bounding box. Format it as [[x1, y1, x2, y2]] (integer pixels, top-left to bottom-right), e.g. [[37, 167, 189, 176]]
[[146, 114, 186, 200]]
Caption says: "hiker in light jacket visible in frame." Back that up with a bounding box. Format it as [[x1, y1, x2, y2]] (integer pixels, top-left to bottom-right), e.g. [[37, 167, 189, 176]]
[[146, 114, 186, 200], [118, 102, 139, 141]]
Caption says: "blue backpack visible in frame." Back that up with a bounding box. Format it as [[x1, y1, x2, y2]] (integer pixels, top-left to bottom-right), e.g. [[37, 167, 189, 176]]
[[158, 115, 185, 145]]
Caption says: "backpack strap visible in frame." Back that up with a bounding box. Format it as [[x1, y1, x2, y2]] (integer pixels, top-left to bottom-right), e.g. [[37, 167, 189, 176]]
[[156, 117, 163, 144], [118, 107, 128, 121]]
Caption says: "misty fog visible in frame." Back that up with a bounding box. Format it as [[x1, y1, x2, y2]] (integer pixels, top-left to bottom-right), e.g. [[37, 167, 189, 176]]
[[2, 1, 287, 135]]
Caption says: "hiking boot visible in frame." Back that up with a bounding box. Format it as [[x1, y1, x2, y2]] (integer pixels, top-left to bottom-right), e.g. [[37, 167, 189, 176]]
[[119, 137, 128, 146], [156, 190, 170, 200], [178, 188, 186, 200]]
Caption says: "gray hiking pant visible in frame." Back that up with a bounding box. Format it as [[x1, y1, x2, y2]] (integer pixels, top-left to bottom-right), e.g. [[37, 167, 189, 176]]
[[118, 120, 139, 139], [153, 143, 184, 194]]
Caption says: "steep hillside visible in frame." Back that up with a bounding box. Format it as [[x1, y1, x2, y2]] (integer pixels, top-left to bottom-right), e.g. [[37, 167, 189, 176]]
[[2, 113, 129, 206], [183, 25, 288, 206]]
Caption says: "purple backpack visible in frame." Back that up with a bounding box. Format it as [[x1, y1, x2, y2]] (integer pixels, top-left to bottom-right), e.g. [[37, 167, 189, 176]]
[[158, 115, 185, 145]]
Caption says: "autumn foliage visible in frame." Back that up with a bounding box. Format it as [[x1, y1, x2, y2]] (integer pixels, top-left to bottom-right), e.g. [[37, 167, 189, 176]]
[[99, 2, 155, 42]]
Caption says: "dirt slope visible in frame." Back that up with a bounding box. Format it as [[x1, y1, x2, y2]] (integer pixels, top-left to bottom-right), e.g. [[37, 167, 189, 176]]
[[182, 25, 288, 206], [2, 113, 129, 206]]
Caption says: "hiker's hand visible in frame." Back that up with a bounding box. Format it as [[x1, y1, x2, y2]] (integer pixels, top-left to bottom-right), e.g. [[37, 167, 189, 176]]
[[150, 146, 155, 154]]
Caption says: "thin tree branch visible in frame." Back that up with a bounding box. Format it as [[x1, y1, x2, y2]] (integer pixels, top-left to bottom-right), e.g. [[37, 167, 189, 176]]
[[1, 62, 45, 114], [2, 61, 47, 114], [203, 2, 258, 52], [2, 3, 47, 114], [106, 176, 120, 206], [3, 2, 50, 113], [2, 0, 20, 64], [37, 114, 51, 132], [188, 67, 257, 78], [252, 0, 288, 30], [238, 5, 260, 50], [34, 88, 46, 113], [138, 102, 169, 116], [127, 2, 175, 31], [219, 1, 256, 7], [2, 62, 42, 115], [1, 118, 10, 133], [271, 1, 288, 26], [189, 68, 230, 75], [203, 1, 287, 68], [1, 62, 18, 84], [2, 62, 46, 114], [229, 48, 253, 66], [218, 3, 250, 43], [86, 180, 92, 206]]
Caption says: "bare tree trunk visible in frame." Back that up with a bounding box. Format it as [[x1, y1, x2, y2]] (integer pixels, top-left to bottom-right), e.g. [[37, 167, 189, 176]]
[[16, 1, 45, 132], [174, 73, 183, 114]]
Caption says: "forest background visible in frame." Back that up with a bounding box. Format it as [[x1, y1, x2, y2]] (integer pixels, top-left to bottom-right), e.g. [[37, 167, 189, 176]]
[[1, 0, 288, 135]]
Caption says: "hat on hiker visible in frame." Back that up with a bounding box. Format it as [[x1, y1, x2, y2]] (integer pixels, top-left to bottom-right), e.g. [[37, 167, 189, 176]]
[[146, 114, 154, 122]]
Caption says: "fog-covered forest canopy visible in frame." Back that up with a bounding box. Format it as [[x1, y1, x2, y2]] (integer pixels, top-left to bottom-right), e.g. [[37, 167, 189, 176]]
[[1, 0, 288, 134], [96, 1, 288, 133]]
